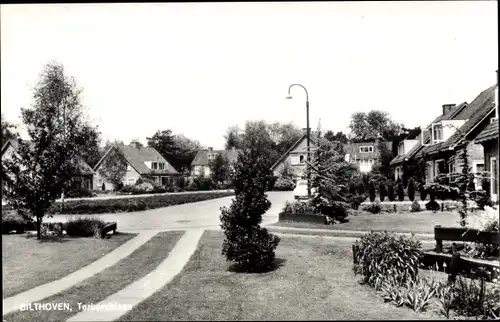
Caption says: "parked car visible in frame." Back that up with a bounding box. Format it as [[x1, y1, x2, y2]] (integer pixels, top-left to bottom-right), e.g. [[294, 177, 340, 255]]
[[293, 180, 316, 200]]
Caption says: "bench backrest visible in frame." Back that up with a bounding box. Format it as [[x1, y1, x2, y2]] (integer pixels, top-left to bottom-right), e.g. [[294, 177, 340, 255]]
[[434, 225, 500, 246]]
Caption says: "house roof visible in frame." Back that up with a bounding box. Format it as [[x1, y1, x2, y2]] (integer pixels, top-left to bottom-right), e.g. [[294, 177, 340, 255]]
[[344, 141, 391, 161], [95, 144, 179, 175], [191, 148, 242, 167], [434, 85, 496, 153], [475, 119, 499, 143], [1, 138, 95, 175], [270, 133, 319, 170]]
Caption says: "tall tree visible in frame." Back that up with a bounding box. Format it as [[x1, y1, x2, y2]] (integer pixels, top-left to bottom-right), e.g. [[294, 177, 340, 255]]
[[2, 62, 100, 240], [98, 148, 128, 191], [1, 114, 17, 145], [349, 110, 403, 141], [324, 130, 348, 144], [209, 153, 229, 187], [224, 125, 243, 149]]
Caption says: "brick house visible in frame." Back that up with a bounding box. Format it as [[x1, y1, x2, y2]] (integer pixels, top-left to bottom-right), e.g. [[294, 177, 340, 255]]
[[391, 83, 497, 189], [190, 147, 241, 178], [343, 139, 392, 173], [93, 141, 179, 191], [474, 119, 499, 201]]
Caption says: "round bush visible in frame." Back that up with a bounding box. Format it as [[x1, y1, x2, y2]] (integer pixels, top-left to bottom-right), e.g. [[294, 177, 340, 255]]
[[410, 200, 421, 212], [407, 178, 416, 201], [65, 216, 106, 237], [273, 177, 296, 191]]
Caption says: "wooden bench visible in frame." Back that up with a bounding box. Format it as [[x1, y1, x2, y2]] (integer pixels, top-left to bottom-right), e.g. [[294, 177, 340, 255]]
[[422, 225, 500, 283]]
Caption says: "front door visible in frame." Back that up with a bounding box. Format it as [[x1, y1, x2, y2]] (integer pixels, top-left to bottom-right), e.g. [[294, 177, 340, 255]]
[[491, 157, 498, 202]]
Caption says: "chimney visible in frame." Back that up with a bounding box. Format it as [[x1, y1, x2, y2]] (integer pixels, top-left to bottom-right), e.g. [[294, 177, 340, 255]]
[[129, 141, 141, 149], [442, 104, 456, 115], [208, 147, 213, 151]]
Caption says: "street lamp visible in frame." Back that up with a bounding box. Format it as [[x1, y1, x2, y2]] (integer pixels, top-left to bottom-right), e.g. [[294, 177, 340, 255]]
[[286, 84, 311, 198]]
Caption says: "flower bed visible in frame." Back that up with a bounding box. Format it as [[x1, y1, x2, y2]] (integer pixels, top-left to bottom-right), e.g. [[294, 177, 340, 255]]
[[47, 191, 234, 214], [359, 200, 479, 214], [278, 212, 326, 224]]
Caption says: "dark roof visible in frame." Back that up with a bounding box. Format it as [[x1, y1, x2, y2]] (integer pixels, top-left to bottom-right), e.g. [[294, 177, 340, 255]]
[[191, 148, 242, 167], [95, 144, 179, 175], [437, 85, 496, 152], [475, 119, 499, 143], [1, 139, 94, 175], [270, 133, 319, 170]]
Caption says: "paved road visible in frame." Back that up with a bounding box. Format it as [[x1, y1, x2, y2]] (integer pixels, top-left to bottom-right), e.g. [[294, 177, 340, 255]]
[[45, 191, 294, 231]]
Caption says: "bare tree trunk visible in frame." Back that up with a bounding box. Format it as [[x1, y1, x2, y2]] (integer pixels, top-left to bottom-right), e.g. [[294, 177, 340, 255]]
[[36, 215, 42, 240]]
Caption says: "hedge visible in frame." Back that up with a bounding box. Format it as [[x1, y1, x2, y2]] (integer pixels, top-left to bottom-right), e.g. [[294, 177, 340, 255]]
[[47, 191, 234, 214]]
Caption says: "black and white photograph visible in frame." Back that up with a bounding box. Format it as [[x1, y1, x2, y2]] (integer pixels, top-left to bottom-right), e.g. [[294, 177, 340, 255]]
[[1, 1, 499, 321]]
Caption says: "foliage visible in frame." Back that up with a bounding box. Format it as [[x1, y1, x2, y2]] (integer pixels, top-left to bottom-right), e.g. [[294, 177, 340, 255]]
[[469, 190, 493, 210], [64, 185, 94, 198], [348, 110, 403, 141], [64, 216, 106, 237], [2, 62, 101, 240], [369, 180, 376, 202], [425, 200, 440, 212], [1, 113, 17, 144], [364, 202, 382, 214], [209, 153, 230, 187], [397, 183, 404, 202], [224, 125, 244, 150], [2, 211, 34, 234], [465, 207, 499, 259], [98, 148, 128, 191], [410, 200, 421, 213], [450, 276, 500, 319], [279, 162, 295, 180], [371, 140, 394, 179], [220, 143, 280, 272], [378, 182, 387, 202], [146, 129, 200, 175], [386, 182, 395, 201], [47, 192, 233, 214], [193, 174, 215, 191], [407, 178, 416, 201], [120, 178, 168, 195], [353, 231, 423, 286], [280, 200, 316, 214], [323, 130, 348, 144], [273, 177, 296, 191]]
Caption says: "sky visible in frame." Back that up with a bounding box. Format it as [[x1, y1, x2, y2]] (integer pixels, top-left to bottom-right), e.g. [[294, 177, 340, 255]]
[[1, 2, 498, 149]]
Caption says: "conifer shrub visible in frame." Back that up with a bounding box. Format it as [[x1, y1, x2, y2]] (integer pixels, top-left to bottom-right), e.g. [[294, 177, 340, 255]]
[[369, 180, 376, 202], [408, 178, 416, 201], [220, 147, 280, 273], [379, 182, 387, 202]]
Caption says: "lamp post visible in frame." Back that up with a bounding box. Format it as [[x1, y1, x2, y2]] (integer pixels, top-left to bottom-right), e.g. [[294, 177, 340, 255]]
[[287, 84, 311, 198]]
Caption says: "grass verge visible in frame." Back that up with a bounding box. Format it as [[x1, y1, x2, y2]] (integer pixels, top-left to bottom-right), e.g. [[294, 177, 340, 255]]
[[2, 232, 136, 298], [272, 211, 460, 234], [121, 230, 438, 320], [3, 230, 184, 322]]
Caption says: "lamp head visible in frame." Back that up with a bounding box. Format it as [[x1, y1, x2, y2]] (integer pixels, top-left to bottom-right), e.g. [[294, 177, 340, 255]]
[[286, 95, 293, 100]]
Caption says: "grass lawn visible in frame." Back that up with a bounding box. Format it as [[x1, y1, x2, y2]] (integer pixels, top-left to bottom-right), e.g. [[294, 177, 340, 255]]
[[121, 230, 439, 321], [4, 230, 184, 322], [273, 210, 461, 234], [2, 232, 136, 299]]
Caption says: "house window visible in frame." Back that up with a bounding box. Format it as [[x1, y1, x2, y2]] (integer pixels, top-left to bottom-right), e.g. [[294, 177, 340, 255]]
[[161, 176, 168, 186], [208, 153, 217, 161], [359, 146, 373, 153], [432, 124, 444, 143], [153, 176, 160, 184], [291, 155, 302, 165], [152, 162, 158, 170], [299, 155, 305, 164], [159, 163, 165, 170]]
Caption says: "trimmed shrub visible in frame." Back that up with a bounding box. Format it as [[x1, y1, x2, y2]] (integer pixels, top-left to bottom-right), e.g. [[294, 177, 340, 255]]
[[2, 211, 34, 234], [64, 216, 107, 237], [348, 194, 366, 210], [65, 186, 94, 198], [193, 176, 215, 191], [369, 181, 376, 202], [280, 200, 316, 214], [425, 200, 440, 212], [410, 200, 421, 212], [353, 231, 423, 286], [48, 191, 234, 214], [397, 183, 405, 202], [273, 177, 296, 191], [365, 202, 381, 214], [407, 178, 416, 201], [419, 184, 427, 201], [387, 183, 395, 201], [379, 182, 387, 202]]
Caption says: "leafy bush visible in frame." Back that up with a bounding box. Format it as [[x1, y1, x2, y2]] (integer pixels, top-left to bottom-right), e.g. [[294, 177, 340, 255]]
[[64, 186, 94, 198], [353, 231, 423, 286], [348, 194, 366, 210], [2, 211, 34, 234], [273, 177, 296, 191], [469, 190, 494, 210], [379, 182, 387, 202], [369, 180, 376, 202], [65, 216, 106, 237], [364, 202, 381, 214], [410, 200, 421, 212], [322, 202, 350, 224], [193, 176, 215, 191], [397, 183, 404, 202], [387, 183, 395, 201], [220, 147, 280, 272], [407, 178, 416, 201], [48, 191, 234, 214], [450, 276, 500, 319], [280, 200, 316, 214], [185, 180, 198, 191]]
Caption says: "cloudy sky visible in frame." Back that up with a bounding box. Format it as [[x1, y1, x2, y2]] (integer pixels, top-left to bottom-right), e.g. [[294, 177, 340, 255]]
[[1, 2, 497, 149]]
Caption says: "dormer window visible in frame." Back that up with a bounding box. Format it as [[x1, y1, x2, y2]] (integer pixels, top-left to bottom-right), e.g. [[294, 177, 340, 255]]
[[159, 163, 165, 170], [432, 123, 443, 144], [208, 153, 217, 161], [152, 162, 158, 170], [359, 146, 373, 153]]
